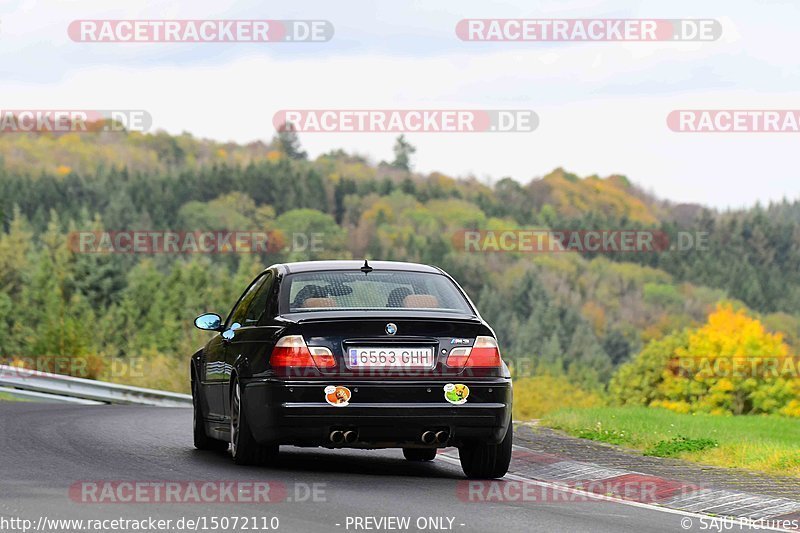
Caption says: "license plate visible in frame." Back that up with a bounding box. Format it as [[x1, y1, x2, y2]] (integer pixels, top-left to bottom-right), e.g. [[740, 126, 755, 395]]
[[347, 347, 435, 368]]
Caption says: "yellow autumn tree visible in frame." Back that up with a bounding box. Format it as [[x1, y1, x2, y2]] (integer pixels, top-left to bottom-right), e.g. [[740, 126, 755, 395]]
[[612, 303, 800, 416]]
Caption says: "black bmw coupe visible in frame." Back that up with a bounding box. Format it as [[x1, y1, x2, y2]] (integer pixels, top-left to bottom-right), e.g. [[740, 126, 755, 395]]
[[190, 260, 512, 478]]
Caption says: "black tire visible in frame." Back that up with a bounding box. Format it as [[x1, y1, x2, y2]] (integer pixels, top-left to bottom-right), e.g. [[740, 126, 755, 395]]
[[230, 378, 278, 466], [458, 423, 513, 479], [192, 379, 228, 452], [403, 448, 437, 461]]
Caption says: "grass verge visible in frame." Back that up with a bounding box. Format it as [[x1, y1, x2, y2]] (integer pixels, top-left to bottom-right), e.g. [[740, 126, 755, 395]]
[[0, 391, 25, 402], [542, 406, 800, 477]]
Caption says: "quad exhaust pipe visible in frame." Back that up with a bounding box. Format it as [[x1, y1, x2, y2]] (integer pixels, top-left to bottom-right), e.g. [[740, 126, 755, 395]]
[[334, 428, 443, 444], [329, 430, 358, 444]]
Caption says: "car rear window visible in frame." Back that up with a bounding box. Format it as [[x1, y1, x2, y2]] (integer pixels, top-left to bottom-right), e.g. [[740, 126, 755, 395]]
[[282, 271, 473, 314]]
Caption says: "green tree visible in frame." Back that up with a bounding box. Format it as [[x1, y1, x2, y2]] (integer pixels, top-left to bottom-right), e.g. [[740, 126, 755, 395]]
[[274, 122, 307, 160], [390, 135, 416, 171], [610, 304, 800, 416], [17, 212, 98, 373], [275, 209, 348, 261]]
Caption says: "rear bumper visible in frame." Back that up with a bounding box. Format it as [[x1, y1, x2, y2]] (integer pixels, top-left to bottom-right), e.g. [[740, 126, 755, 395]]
[[241, 378, 512, 448]]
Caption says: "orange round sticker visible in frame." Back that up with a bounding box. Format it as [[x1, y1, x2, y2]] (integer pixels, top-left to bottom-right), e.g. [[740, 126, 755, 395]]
[[324, 385, 351, 407]]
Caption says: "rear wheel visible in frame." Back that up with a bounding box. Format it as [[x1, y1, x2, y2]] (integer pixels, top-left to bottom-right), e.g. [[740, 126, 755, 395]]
[[403, 448, 437, 461], [230, 378, 278, 465], [192, 379, 228, 451], [458, 423, 513, 479]]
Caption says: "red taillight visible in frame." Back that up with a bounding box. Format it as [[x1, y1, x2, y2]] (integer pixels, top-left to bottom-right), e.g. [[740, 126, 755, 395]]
[[270, 336, 335, 368], [309, 346, 336, 368], [445, 347, 471, 368], [467, 336, 503, 367], [445, 336, 503, 368]]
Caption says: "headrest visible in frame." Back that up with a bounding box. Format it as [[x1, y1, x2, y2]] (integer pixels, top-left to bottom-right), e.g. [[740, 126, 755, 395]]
[[302, 297, 337, 308], [402, 294, 439, 308]]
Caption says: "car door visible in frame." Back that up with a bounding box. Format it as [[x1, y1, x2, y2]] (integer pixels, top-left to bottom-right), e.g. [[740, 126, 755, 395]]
[[201, 331, 229, 422], [204, 273, 269, 421], [222, 270, 281, 416]]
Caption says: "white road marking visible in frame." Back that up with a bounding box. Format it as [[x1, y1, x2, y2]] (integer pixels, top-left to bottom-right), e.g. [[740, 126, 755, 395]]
[[435, 452, 797, 532]]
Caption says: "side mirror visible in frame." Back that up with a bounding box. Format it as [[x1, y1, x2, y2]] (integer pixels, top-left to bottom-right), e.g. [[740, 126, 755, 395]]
[[194, 313, 222, 331]]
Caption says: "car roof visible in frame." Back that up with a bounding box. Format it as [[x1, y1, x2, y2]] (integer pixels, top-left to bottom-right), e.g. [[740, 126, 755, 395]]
[[271, 260, 443, 275]]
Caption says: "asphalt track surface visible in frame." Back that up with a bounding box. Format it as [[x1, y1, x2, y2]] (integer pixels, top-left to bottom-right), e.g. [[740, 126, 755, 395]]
[[0, 403, 730, 533]]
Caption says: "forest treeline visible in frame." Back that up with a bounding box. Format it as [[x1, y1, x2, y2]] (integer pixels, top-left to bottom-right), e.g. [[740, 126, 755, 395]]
[[1, 128, 799, 403]]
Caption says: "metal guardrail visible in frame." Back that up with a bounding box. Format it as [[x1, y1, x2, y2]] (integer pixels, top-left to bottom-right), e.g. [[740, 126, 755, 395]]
[[0, 386, 104, 405], [0, 365, 192, 407]]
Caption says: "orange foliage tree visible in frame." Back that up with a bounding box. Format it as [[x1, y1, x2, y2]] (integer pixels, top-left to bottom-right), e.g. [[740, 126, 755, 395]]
[[611, 303, 800, 416]]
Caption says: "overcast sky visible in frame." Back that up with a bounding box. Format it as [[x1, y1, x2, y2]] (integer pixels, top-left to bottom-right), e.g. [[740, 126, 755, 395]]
[[1, 0, 799, 208]]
